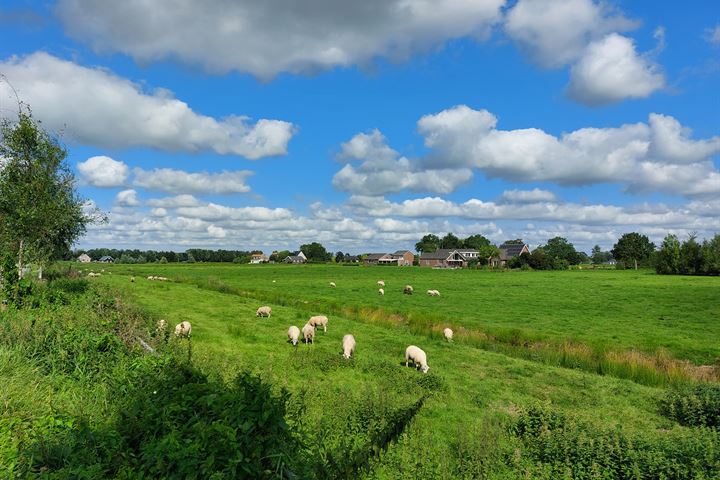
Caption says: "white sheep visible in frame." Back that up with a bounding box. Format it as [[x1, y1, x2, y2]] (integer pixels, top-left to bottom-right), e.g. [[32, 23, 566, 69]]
[[426, 289, 440, 297], [287, 326, 300, 346], [309, 315, 328, 333], [302, 323, 315, 344], [329, 281, 336, 288], [147, 276, 154, 280], [403, 285, 413, 295], [443, 328, 453, 342], [174, 321, 192, 338], [342, 334, 356, 359], [377, 280, 385, 287], [405, 345, 430, 373], [130, 276, 135, 283], [156, 319, 168, 333], [256, 306, 272, 317], [378, 288, 385, 296]]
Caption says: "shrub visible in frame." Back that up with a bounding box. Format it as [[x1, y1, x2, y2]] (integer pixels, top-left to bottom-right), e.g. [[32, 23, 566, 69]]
[[512, 405, 720, 479], [660, 383, 720, 428]]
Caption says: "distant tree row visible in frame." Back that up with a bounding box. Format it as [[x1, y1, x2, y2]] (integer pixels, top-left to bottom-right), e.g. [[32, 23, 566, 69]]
[[72, 248, 252, 264], [508, 236, 587, 270], [656, 234, 720, 276]]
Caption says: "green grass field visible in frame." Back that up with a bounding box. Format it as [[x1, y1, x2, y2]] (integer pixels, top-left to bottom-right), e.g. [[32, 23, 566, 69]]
[[4, 264, 718, 477]]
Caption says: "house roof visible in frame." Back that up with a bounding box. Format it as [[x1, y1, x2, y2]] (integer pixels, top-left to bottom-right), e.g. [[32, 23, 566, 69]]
[[99, 255, 114, 261], [420, 249, 464, 260], [499, 243, 528, 257], [284, 255, 305, 262], [392, 250, 412, 256], [365, 253, 388, 260]]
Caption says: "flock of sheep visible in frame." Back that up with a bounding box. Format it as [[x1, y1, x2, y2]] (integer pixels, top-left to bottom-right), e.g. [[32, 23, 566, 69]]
[[258, 279, 453, 373], [145, 274, 452, 374]]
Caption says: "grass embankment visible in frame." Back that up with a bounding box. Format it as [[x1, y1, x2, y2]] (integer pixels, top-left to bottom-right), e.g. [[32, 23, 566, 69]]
[[103, 263, 720, 387], [97, 273, 720, 477]]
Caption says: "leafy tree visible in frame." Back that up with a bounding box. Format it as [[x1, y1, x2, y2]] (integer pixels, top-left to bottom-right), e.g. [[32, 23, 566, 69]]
[[440, 232, 461, 249], [679, 235, 703, 275], [461, 234, 491, 250], [611, 233, 655, 270], [542, 237, 581, 267], [503, 239, 525, 245], [335, 252, 345, 263], [415, 234, 440, 254], [300, 242, 331, 262], [656, 235, 681, 275], [701, 235, 720, 275], [0, 110, 99, 279], [590, 245, 612, 264], [186, 253, 196, 263], [478, 245, 500, 266]]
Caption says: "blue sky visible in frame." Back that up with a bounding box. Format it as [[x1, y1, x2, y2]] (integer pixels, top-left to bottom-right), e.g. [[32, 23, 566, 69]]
[[1, 0, 718, 254]]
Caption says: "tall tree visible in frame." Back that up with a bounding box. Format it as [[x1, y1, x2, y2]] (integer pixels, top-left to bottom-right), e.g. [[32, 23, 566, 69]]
[[656, 234, 681, 275], [0, 110, 100, 278], [300, 242, 330, 262], [415, 234, 440, 254], [461, 234, 491, 250], [543, 237, 581, 267], [611, 233, 655, 270], [440, 232, 461, 249]]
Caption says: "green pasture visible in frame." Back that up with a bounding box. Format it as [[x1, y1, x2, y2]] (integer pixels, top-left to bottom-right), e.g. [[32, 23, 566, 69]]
[[99, 263, 719, 364], [98, 272, 684, 476]]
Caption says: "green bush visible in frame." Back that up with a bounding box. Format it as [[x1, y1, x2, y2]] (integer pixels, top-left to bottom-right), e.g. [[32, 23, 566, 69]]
[[661, 383, 720, 428], [512, 405, 720, 479]]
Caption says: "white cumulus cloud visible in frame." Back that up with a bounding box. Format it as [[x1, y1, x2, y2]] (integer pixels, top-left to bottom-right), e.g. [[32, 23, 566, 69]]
[[332, 129, 473, 196], [133, 168, 253, 195], [77, 155, 129, 187], [115, 189, 140, 206], [0, 52, 295, 157], [568, 33, 665, 105], [55, 0, 505, 79]]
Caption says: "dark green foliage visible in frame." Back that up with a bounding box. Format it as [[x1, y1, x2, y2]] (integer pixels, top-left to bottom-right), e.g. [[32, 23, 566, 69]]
[[512, 406, 720, 479], [612, 232, 655, 269], [300, 242, 331, 262], [1, 251, 32, 306], [591, 245, 613, 264], [440, 232, 461, 249], [115, 366, 295, 478], [656, 234, 720, 276], [661, 384, 720, 428], [415, 234, 441, 254]]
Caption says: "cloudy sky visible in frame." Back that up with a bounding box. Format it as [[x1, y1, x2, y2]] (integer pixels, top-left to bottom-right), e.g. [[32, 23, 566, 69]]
[[1, 0, 718, 254]]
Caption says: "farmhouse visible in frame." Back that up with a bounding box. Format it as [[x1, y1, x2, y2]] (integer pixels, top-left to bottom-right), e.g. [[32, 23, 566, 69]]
[[283, 251, 307, 264], [98, 255, 114, 263], [77, 253, 91, 263], [489, 242, 530, 267], [419, 249, 478, 268], [249, 252, 268, 264], [364, 250, 414, 266]]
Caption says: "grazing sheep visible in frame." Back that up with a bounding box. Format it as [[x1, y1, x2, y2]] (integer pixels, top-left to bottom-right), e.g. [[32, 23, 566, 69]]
[[377, 280, 385, 287], [287, 326, 300, 346], [426, 289, 440, 297], [342, 334, 356, 359], [443, 328, 453, 342], [256, 306, 272, 317], [174, 321, 192, 338], [87, 272, 101, 277], [378, 288, 384, 296], [329, 282, 336, 288], [309, 315, 328, 333], [403, 285, 413, 295], [302, 323, 315, 344], [405, 345, 430, 373], [156, 319, 168, 335], [147, 276, 154, 280], [130, 276, 135, 283]]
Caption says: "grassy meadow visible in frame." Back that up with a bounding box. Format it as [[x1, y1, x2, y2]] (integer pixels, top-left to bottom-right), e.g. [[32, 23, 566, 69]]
[[101, 263, 719, 385], [3, 263, 719, 478]]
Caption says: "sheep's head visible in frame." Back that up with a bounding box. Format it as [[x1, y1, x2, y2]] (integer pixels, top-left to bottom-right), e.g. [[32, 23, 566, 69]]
[[421, 364, 430, 373]]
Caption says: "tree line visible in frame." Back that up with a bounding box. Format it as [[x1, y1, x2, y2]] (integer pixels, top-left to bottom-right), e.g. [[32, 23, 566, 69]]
[[656, 234, 720, 276], [71, 248, 256, 264]]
